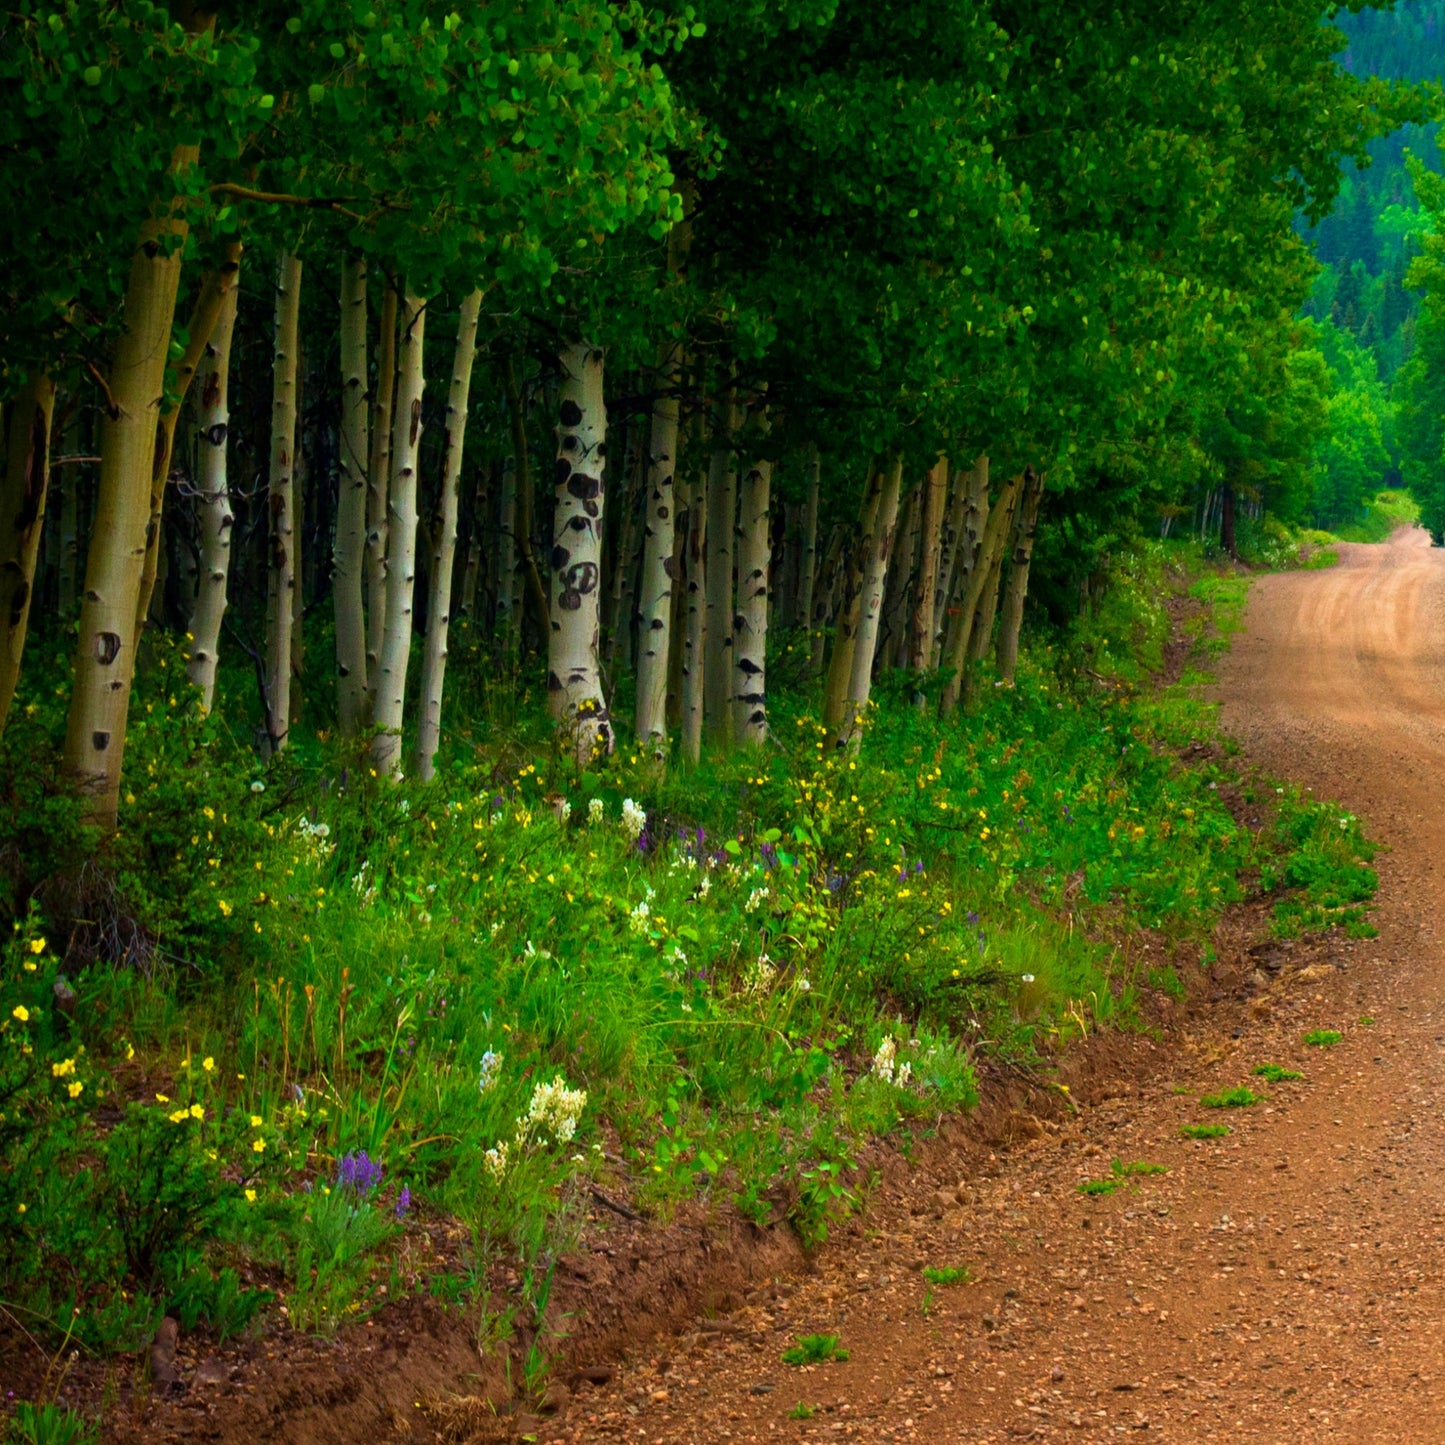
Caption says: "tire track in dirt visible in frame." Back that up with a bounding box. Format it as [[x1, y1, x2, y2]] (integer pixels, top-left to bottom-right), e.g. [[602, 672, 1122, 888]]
[[558, 528, 1445, 1444]]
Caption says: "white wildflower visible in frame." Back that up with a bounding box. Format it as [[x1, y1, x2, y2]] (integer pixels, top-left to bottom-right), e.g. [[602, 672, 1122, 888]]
[[250, 780, 265, 794], [698, 875, 711, 898], [743, 952, 776, 994], [872, 1036, 898, 1083], [524, 1076, 588, 1145], [745, 885, 770, 914], [629, 900, 651, 934], [588, 798, 605, 827], [621, 797, 647, 842], [478, 1050, 502, 1093], [897, 1061, 913, 1087], [483, 1140, 509, 1180], [795, 975, 812, 993]]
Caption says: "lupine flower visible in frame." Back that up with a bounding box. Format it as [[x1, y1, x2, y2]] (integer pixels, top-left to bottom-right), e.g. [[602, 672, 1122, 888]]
[[395, 1186, 412, 1219], [337, 1150, 384, 1194]]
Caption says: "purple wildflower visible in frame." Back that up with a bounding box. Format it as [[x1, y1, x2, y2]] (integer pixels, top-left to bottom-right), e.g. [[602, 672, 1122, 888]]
[[395, 1185, 412, 1219], [337, 1150, 384, 1194]]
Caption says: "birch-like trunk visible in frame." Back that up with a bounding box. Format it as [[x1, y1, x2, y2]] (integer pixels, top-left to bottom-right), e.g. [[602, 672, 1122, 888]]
[[932, 455, 987, 668], [365, 282, 398, 702], [548, 342, 612, 761], [0, 371, 57, 734], [909, 455, 948, 675], [370, 288, 427, 777], [810, 525, 844, 677], [414, 289, 482, 781], [184, 271, 239, 711], [822, 467, 885, 730], [732, 431, 772, 746], [680, 432, 707, 764], [879, 482, 919, 672], [133, 244, 239, 634], [334, 257, 370, 734], [262, 253, 303, 755], [798, 446, 820, 643], [634, 344, 681, 755], [62, 174, 195, 829], [702, 397, 737, 745], [604, 432, 640, 674], [58, 413, 81, 614], [838, 455, 903, 746], [995, 468, 1045, 681]]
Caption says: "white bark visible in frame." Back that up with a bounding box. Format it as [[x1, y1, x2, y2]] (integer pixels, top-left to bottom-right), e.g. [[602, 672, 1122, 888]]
[[263, 253, 302, 754], [681, 438, 707, 765], [732, 422, 772, 746], [996, 468, 1045, 680], [335, 257, 369, 734], [415, 289, 482, 781], [634, 345, 681, 754], [840, 454, 903, 744], [702, 396, 737, 744], [365, 282, 397, 706], [370, 287, 427, 777], [548, 342, 613, 761], [185, 270, 239, 711]]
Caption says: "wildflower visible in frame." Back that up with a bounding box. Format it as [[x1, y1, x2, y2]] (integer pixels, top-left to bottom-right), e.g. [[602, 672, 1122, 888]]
[[1021, 974, 1036, 985], [872, 1036, 898, 1083], [484, 1140, 510, 1180], [620, 798, 646, 842], [337, 1150, 384, 1194], [218, 900, 233, 918], [743, 953, 777, 995], [68, 1081, 84, 1099], [478, 1050, 502, 1093], [795, 976, 812, 993], [395, 1185, 412, 1219], [249, 1115, 263, 1128], [17, 1203, 27, 1214], [745, 885, 770, 914], [558, 798, 572, 824], [897, 1062, 913, 1087], [252, 1138, 266, 1153], [250, 780, 265, 793], [28, 938, 45, 955], [524, 1076, 588, 1145], [51, 1059, 75, 1077], [629, 899, 651, 934], [11, 1006, 29, 1022], [190, 1103, 204, 1119], [245, 1188, 257, 1204], [169, 1108, 189, 1123], [202, 1056, 215, 1072]]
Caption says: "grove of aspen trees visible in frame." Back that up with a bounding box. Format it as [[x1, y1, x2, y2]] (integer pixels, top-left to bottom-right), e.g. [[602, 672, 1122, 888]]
[[0, 0, 1427, 1424]]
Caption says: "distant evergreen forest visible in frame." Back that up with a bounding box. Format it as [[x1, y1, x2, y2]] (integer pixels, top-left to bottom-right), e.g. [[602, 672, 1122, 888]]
[[1299, 1, 1445, 537]]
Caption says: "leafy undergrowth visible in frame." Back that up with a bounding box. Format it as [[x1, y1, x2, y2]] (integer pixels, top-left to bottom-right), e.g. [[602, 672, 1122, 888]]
[[0, 542, 1377, 1400], [1331, 488, 1420, 544]]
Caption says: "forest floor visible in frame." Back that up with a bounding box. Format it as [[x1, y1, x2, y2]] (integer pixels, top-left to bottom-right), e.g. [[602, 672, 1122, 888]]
[[551, 525, 1445, 1444], [82, 526, 1445, 1444]]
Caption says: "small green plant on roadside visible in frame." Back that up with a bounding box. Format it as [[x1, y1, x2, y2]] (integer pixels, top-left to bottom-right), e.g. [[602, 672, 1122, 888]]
[[1358, 1016, 1375, 1027], [4, 1402, 99, 1445], [1111, 1158, 1167, 1177], [922, 1265, 972, 1287], [1180, 1124, 1231, 1139], [782, 1333, 849, 1366], [1252, 1064, 1303, 1083], [1077, 1179, 1122, 1196], [1304, 1029, 1342, 1049], [788, 1402, 818, 1420], [1200, 1087, 1262, 1109]]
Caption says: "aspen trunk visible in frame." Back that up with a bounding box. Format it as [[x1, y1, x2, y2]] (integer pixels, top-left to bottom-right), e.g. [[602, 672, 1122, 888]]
[[365, 281, 398, 702], [995, 468, 1045, 681], [810, 525, 844, 677], [733, 430, 772, 746], [548, 341, 612, 761], [262, 254, 303, 754], [837, 454, 903, 745], [702, 396, 737, 745], [63, 183, 195, 829], [414, 290, 482, 781], [910, 455, 948, 675], [798, 446, 820, 642], [184, 271, 239, 711], [370, 288, 427, 777], [666, 456, 691, 728], [933, 456, 987, 668], [0, 371, 57, 734], [938, 471, 1020, 716], [878, 482, 918, 673], [822, 467, 885, 730], [459, 470, 486, 619], [58, 412, 81, 614], [133, 245, 239, 633], [634, 344, 681, 755], [334, 257, 370, 734], [680, 430, 707, 765]]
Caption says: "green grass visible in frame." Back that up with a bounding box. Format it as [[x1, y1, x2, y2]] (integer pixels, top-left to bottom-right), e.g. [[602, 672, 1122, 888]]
[[1200, 1087, 1263, 1109], [782, 1334, 849, 1366], [1180, 1124, 1231, 1139], [1077, 1179, 1122, 1196], [1111, 1158, 1168, 1177], [788, 1402, 818, 1420], [1304, 1029, 1343, 1049], [1252, 1064, 1303, 1083], [1331, 489, 1420, 544], [922, 1265, 972, 1287]]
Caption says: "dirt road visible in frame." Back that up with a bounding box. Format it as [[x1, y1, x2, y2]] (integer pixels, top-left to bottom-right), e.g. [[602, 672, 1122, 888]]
[[563, 528, 1445, 1444]]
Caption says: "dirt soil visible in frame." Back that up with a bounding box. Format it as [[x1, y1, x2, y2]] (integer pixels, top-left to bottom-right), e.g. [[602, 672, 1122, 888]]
[[545, 527, 1445, 1444], [19, 528, 1445, 1443]]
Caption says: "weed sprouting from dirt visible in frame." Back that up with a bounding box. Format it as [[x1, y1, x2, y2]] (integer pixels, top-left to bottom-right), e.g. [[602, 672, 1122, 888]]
[[1200, 1087, 1263, 1109], [1180, 1124, 1231, 1139], [782, 1334, 849, 1366], [1304, 1029, 1343, 1049], [1252, 1064, 1303, 1082]]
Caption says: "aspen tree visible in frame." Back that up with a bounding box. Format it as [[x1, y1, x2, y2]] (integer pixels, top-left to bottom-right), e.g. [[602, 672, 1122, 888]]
[[415, 288, 483, 781], [334, 257, 370, 735], [548, 342, 612, 763], [365, 282, 398, 706], [732, 418, 772, 746], [995, 468, 1045, 680], [185, 271, 240, 711], [680, 426, 708, 765], [262, 253, 303, 755], [702, 396, 737, 745], [371, 288, 427, 778], [910, 456, 948, 677], [0, 372, 57, 734]]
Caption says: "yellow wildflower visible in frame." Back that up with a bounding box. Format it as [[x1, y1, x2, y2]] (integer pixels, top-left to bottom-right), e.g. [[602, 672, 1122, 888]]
[[68, 1081, 83, 1099], [249, 1115, 263, 1128], [190, 1103, 204, 1120], [11, 1006, 29, 1022], [217, 899, 233, 918], [28, 938, 45, 955], [252, 1138, 266, 1153], [202, 1056, 215, 1072], [51, 1059, 75, 1077], [245, 1189, 257, 1203]]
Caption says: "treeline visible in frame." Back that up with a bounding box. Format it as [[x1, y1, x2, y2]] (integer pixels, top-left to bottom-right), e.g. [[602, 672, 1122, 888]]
[[0, 1, 1417, 829]]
